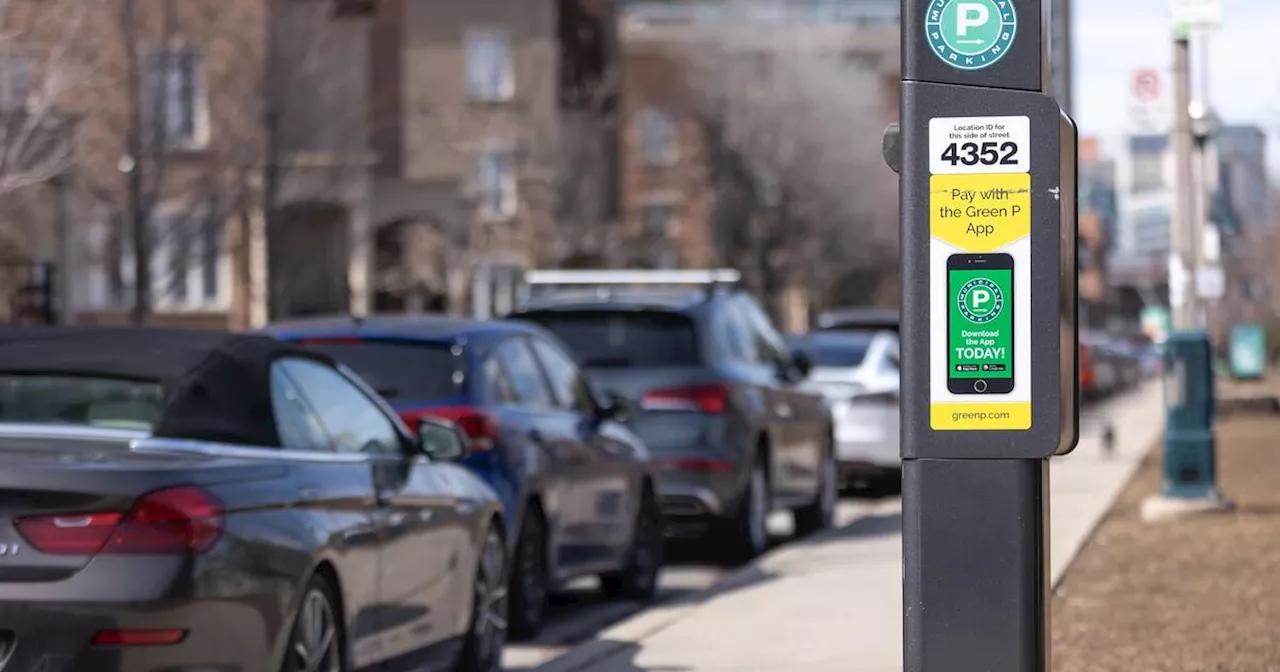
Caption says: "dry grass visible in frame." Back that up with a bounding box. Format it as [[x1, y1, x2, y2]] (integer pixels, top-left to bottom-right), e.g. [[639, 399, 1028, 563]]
[[1051, 388, 1280, 672]]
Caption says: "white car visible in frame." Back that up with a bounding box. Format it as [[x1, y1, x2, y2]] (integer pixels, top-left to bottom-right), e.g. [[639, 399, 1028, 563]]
[[792, 330, 901, 494]]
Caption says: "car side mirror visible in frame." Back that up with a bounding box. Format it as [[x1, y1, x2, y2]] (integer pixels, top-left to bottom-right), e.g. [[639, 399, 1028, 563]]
[[417, 418, 468, 462], [791, 349, 814, 379], [596, 391, 633, 423]]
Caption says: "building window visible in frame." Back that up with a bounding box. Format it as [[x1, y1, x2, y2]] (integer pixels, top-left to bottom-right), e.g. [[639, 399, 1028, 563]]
[[638, 108, 676, 166], [115, 207, 226, 312], [475, 149, 517, 219], [144, 47, 206, 148], [465, 30, 514, 102], [641, 202, 675, 237], [0, 55, 33, 111]]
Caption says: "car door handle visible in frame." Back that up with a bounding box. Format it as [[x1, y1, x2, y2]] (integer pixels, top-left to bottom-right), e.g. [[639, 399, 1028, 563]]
[[387, 511, 409, 527]]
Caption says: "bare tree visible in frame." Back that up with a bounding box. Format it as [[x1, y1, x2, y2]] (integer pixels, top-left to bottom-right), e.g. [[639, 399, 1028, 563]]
[[674, 32, 899, 312]]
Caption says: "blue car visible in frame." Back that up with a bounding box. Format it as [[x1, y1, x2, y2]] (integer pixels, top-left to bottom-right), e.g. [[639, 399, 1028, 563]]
[[265, 315, 664, 640]]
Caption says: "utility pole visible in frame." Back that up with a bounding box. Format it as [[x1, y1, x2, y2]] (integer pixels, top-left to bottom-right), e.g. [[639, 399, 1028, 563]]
[[1170, 32, 1197, 329], [122, 0, 149, 326]]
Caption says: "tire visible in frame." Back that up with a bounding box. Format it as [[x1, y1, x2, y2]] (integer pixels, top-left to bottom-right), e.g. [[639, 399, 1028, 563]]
[[793, 442, 837, 537], [456, 526, 509, 672], [600, 487, 664, 601], [716, 460, 770, 566], [507, 506, 550, 641], [281, 574, 346, 672]]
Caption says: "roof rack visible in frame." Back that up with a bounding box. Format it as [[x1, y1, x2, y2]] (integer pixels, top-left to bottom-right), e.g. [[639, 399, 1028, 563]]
[[521, 269, 742, 304], [524, 269, 742, 287]]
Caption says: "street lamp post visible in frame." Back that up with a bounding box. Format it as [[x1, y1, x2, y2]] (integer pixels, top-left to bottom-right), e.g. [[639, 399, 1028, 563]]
[[1189, 101, 1219, 333]]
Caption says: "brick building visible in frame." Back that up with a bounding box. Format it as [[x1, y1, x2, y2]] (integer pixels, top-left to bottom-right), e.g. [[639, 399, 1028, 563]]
[[2, 0, 618, 327]]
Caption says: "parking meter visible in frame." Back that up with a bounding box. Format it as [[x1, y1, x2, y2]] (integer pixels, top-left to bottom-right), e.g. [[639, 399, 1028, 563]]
[[897, 1, 1079, 671], [1162, 331, 1217, 498]]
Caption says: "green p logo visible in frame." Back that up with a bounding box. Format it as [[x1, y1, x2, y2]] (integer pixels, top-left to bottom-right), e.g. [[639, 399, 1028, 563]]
[[958, 278, 1004, 324], [926, 0, 1017, 71]]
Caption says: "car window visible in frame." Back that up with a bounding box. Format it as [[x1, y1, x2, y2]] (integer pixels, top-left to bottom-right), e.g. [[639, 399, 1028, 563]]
[[0, 374, 164, 431], [482, 354, 518, 404], [277, 358, 403, 456], [297, 339, 464, 404], [491, 338, 554, 408], [529, 337, 596, 414], [794, 332, 874, 368], [270, 363, 332, 451], [517, 310, 701, 368], [736, 297, 789, 366], [719, 302, 759, 363]]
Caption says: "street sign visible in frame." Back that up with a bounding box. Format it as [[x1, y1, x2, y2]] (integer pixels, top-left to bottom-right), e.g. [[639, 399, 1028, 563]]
[[1141, 306, 1172, 343], [1132, 70, 1161, 102], [1229, 324, 1267, 379], [925, 0, 1019, 71], [1171, 0, 1221, 32], [1196, 266, 1225, 299], [899, 1, 1077, 670], [1128, 68, 1171, 134]]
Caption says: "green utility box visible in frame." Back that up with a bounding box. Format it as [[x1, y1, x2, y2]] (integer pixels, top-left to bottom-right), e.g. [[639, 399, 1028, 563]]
[[1228, 323, 1267, 380], [1162, 331, 1218, 499]]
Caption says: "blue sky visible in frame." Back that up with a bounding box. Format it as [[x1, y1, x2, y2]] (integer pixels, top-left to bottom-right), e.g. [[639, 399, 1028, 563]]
[[1074, 0, 1280, 175]]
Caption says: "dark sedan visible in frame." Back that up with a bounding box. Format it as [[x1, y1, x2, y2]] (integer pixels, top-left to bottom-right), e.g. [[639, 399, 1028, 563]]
[[266, 315, 664, 640], [0, 327, 507, 672]]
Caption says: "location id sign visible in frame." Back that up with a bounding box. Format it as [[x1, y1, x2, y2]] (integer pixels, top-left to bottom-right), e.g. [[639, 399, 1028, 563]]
[[928, 115, 1032, 430]]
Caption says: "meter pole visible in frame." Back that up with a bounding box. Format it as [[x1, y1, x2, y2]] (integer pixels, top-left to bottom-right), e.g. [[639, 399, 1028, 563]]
[[897, 0, 1079, 671]]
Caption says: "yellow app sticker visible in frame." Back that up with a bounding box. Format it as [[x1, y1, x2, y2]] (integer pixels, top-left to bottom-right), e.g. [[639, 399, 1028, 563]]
[[930, 173, 1031, 252]]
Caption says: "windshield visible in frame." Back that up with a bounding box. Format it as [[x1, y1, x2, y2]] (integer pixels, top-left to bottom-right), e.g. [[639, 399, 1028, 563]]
[[0, 374, 165, 431], [299, 340, 464, 402], [519, 311, 701, 368], [795, 333, 874, 368]]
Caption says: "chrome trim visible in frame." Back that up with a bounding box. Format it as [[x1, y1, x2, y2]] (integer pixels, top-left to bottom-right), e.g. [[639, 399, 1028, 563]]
[[657, 483, 723, 515], [0, 423, 149, 441], [130, 437, 403, 465]]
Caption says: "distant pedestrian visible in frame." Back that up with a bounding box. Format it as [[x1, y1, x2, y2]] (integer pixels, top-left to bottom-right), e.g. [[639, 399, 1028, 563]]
[[1101, 422, 1116, 457]]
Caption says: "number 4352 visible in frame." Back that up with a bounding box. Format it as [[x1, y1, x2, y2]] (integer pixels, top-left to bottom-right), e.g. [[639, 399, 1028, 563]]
[[941, 141, 1019, 167]]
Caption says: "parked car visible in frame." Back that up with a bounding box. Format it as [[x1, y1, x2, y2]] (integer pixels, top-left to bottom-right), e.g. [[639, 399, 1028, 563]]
[[511, 269, 836, 565], [1080, 331, 1120, 399], [268, 315, 664, 639], [815, 307, 900, 334], [0, 326, 507, 672], [788, 330, 901, 495]]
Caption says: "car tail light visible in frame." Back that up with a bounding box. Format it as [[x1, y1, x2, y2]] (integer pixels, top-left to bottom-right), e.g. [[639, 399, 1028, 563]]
[[92, 629, 187, 646], [419, 407, 500, 451], [641, 384, 729, 414], [654, 458, 735, 472], [16, 485, 224, 556]]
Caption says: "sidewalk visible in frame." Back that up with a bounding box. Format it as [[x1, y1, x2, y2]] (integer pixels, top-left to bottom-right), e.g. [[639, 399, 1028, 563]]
[[539, 382, 1165, 672]]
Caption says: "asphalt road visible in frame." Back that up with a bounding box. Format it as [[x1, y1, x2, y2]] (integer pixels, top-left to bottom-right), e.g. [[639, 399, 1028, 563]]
[[502, 499, 887, 671]]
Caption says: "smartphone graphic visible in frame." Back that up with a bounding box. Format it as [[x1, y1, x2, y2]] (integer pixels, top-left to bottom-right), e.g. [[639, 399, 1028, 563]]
[[947, 253, 1015, 395]]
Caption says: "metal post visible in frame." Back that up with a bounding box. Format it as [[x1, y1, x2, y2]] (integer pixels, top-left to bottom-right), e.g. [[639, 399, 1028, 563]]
[[1171, 35, 1197, 329], [897, 0, 1078, 670]]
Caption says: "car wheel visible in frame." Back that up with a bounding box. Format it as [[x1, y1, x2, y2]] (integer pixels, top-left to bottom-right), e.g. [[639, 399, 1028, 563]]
[[793, 443, 837, 537], [717, 461, 769, 566], [282, 575, 345, 672], [456, 526, 508, 672], [601, 488, 664, 601], [508, 507, 550, 641]]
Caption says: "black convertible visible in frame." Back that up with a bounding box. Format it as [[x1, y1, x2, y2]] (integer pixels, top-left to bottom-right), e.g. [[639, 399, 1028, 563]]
[[0, 327, 507, 672]]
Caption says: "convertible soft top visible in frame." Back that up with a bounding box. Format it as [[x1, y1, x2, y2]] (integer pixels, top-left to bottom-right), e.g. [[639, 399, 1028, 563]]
[[0, 326, 334, 447]]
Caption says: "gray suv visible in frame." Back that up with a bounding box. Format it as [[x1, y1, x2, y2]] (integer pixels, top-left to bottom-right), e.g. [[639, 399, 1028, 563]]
[[510, 273, 835, 564]]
